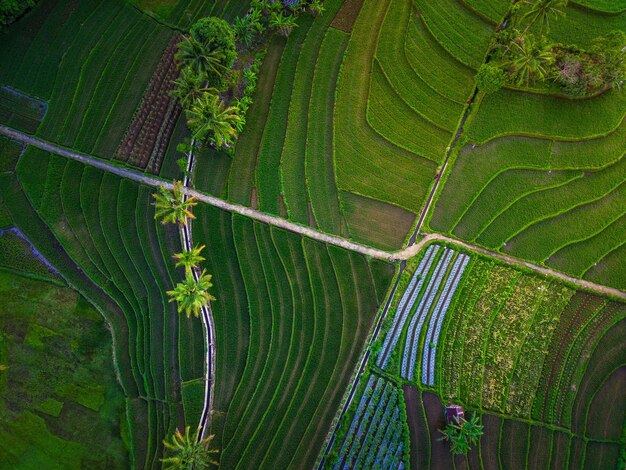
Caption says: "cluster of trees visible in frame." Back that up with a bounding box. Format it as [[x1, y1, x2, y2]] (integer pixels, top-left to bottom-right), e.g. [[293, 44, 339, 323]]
[[170, 17, 242, 151], [0, 0, 37, 27], [233, 0, 324, 45], [439, 414, 484, 456], [153, 181, 216, 318], [162, 426, 218, 469], [477, 0, 625, 96]]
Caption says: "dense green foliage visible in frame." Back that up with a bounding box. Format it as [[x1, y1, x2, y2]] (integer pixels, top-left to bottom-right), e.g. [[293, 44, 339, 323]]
[[0, 271, 128, 467]]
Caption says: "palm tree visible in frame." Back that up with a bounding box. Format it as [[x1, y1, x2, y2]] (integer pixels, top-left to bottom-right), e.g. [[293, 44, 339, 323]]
[[170, 67, 218, 109], [269, 12, 298, 37], [506, 34, 555, 85], [175, 35, 226, 77], [439, 415, 483, 456], [186, 93, 242, 149], [161, 426, 219, 469], [153, 181, 198, 226], [309, 0, 325, 15], [167, 270, 216, 318], [173, 244, 206, 275], [519, 0, 568, 35]]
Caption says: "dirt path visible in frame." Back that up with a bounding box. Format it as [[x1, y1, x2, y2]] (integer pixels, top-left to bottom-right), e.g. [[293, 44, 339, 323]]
[[4, 126, 623, 301]]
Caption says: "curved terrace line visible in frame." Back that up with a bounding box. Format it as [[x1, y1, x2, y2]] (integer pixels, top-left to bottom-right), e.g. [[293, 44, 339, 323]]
[[2, 125, 624, 300]]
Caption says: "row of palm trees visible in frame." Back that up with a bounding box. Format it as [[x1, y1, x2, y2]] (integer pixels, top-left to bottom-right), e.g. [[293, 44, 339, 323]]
[[170, 27, 242, 151], [153, 181, 216, 318]]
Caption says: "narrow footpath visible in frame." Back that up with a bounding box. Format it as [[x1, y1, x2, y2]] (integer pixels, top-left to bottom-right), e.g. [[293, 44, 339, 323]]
[[2, 125, 624, 300]]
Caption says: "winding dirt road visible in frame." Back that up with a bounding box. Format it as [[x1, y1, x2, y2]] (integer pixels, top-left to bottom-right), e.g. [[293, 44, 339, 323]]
[[2, 126, 623, 300]]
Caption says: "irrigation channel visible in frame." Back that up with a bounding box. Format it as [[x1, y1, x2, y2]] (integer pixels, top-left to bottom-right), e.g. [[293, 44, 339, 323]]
[[180, 141, 216, 441]]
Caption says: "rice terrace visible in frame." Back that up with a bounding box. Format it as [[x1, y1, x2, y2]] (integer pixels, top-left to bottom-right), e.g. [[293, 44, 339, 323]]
[[0, 0, 624, 468]]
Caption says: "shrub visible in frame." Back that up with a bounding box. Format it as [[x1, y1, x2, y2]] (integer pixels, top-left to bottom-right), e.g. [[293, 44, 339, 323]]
[[476, 63, 505, 94], [190, 17, 236, 87], [0, 0, 38, 27]]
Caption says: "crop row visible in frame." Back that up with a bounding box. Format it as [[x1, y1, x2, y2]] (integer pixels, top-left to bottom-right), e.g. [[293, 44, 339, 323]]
[[6, 150, 189, 466], [401, 249, 455, 380], [0, 86, 47, 134], [421, 254, 469, 386], [333, 0, 438, 216], [377, 244, 440, 368], [279, 0, 346, 224], [414, 0, 495, 69], [194, 211, 389, 468], [462, 0, 512, 24], [404, 14, 476, 104], [0, 0, 174, 160], [331, 375, 406, 469], [116, 34, 182, 172], [375, 0, 464, 133], [467, 88, 626, 144]]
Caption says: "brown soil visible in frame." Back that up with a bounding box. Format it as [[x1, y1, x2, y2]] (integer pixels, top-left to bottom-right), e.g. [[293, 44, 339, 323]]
[[115, 35, 182, 173], [527, 426, 552, 469], [330, 0, 365, 32], [480, 414, 502, 470], [402, 385, 429, 469], [422, 392, 454, 469], [584, 366, 626, 440]]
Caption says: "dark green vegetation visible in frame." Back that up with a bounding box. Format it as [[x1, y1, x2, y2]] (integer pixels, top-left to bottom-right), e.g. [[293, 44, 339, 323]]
[[0, 270, 128, 468], [324, 243, 625, 468], [0, 0, 175, 159], [429, 2, 626, 291], [195, 0, 496, 250], [0, 149, 190, 467], [193, 203, 394, 468]]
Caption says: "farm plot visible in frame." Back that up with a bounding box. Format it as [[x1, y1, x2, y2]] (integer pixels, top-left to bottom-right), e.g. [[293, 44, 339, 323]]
[[115, 35, 182, 173], [431, 113, 626, 289], [191, 205, 394, 469], [0, 86, 47, 134], [325, 374, 408, 469], [0, 0, 175, 160], [4, 150, 191, 468]]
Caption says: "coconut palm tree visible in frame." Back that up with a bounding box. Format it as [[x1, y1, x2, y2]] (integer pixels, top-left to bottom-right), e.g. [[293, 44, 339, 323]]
[[519, 0, 568, 35], [173, 244, 206, 275], [170, 67, 218, 109], [153, 181, 197, 226], [506, 34, 555, 85], [439, 415, 483, 456], [167, 270, 216, 318], [186, 93, 242, 149], [161, 426, 219, 469], [175, 35, 226, 77], [269, 12, 298, 37], [309, 0, 325, 15]]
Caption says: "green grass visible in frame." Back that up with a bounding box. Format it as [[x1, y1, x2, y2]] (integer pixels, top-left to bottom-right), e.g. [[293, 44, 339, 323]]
[[305, 28, 349, 235], [341, 191, 416, 251], [462, 0, 512, 24], [584, 242, 626, 291], [334, 0, 438, 215], [190, 210, 392, 468], [0, 270, 128, 468], [468, 89, 626, 143], [375, 0, 464, 133], [404, 14, 476, 104], [280, 0, 345, 224], [414, 0, 495, 69], [572, 0, 626, 13]]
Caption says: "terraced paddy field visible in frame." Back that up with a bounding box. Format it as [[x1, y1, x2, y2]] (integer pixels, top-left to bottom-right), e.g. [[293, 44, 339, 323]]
[[321, 243, 625, 469], [2, 0, 625, 467], [429, 3, 626, 291], [194, 0, 500, 250]]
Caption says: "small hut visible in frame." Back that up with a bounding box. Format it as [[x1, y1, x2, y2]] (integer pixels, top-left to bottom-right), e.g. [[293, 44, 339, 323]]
[[445, 403, 465, 425]]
